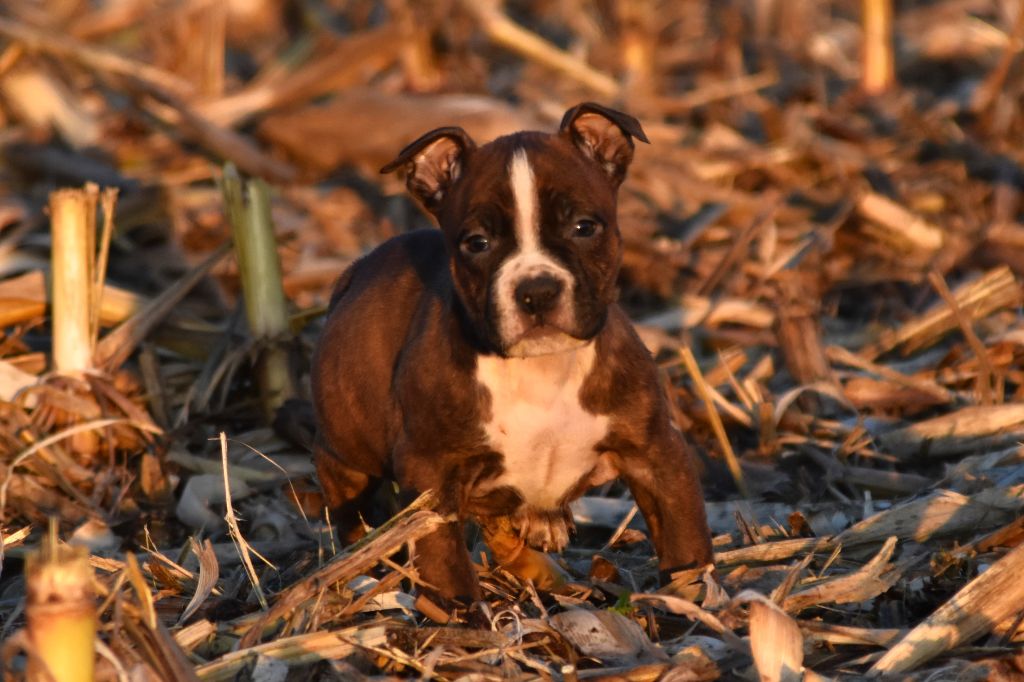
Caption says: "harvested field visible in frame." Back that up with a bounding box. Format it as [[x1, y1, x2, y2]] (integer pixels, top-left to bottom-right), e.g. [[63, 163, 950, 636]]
[[1, 0, 1024, 679]]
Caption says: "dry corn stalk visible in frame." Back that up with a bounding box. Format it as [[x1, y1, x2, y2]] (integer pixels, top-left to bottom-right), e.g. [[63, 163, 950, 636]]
[[24, 522, 96, 682], [681, 346, 749, 498], [460, 0, 618, 97], [871, 541, 1024, 674], [48, 184, 119, 375], [196, 626, 389, 681], [49, 187, 98, 375], [863, 266, 1021, 358], [878, 404, 1024, 458], [783, 537, 902, 613], [237, 490, 443, 649], [857, 192, 943, 254], [837, 484, 1024, 547], [222, 164, 295, 417], [861, 0, 895, 95]]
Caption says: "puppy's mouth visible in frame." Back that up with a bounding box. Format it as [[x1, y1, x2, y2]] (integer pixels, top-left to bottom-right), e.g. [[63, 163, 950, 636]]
[[522, 320, 571, 338], [505, 323, 589, 357]]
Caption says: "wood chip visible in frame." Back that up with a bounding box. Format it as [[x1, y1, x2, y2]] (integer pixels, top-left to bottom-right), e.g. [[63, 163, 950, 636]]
[[857, 192, 944, 253]]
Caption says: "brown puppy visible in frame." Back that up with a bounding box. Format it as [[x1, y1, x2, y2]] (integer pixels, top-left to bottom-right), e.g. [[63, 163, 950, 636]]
[[312, 103, 713, 605]]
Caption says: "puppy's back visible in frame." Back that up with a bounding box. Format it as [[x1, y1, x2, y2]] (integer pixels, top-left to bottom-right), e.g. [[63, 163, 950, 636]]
[[313, 230, 451, 472]]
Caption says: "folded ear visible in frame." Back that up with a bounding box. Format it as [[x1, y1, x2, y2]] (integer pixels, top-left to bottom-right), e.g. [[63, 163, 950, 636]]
[[380, 126, 476, 216], [560, 102, 649, 187]]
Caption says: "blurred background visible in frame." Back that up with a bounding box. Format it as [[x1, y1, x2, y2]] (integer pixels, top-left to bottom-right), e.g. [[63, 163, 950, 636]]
[[0, 0, 1021, 312]]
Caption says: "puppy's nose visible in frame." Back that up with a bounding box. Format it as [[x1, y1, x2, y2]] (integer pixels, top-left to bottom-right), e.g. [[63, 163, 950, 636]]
[[515, 276, 563, 315]]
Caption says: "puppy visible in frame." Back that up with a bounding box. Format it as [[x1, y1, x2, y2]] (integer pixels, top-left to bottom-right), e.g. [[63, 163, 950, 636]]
[[312, 102, 713, 605]]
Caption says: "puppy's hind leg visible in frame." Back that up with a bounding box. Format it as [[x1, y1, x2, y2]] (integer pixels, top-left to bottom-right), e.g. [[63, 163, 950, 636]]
[[313, 440, 376, 546]]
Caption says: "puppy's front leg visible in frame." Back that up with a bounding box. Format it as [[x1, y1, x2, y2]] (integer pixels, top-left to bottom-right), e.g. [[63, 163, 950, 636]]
[[616, 428, 713, 580], [393, 458, 482, 607]]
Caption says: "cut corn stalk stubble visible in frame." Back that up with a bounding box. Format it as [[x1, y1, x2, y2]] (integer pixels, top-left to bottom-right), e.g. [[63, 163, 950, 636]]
[[221, 164, 295, 417], [24, 521, 96, 682]]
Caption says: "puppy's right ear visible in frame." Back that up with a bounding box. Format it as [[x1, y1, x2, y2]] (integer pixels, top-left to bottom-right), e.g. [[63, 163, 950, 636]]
[[381, 127, 476, 216]]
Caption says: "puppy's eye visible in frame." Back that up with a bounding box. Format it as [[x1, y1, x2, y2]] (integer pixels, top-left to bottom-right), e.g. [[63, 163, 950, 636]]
[[573, 219, 602, 238], [461, 234, 491, 254]]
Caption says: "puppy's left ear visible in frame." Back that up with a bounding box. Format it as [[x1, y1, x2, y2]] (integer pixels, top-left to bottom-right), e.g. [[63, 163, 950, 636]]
[[560, 102, 649, 187]]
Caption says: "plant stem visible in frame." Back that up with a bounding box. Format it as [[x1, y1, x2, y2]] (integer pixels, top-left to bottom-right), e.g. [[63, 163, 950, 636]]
[[222, 163, 294, 417], [49, 186, 99, 375], [862, 0, 895, 95], [25, 519, 96, 682]]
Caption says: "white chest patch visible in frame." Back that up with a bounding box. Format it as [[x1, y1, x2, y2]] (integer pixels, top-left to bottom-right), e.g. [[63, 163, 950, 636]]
[[476, 343, 611, 509]]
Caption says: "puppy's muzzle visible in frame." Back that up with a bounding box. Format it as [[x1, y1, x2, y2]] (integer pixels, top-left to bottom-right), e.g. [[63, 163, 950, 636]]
[[514, 275, 564, 316]]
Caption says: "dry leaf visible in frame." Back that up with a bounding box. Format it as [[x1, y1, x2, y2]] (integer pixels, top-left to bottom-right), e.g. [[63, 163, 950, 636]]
[[549, 607, 668, 666], [735, 591, 804, 682], [178, 538, 219, 625], [0, 359, 36, 402], [175, 473, 253, 531]]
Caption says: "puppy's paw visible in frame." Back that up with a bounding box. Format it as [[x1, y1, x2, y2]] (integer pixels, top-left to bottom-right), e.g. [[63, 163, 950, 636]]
[[513, 507, 574, 552], [414, 591, 475, 624], [480, 513, 571, 592]]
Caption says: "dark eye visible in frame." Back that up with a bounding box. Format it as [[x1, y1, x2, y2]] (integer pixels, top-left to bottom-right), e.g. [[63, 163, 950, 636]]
[[461, 233, 490, 254], [573, 219, 602, 238]]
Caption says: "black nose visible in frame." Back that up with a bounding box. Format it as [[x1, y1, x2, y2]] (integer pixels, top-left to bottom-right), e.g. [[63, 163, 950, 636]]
[[515, 276, 564, 315]]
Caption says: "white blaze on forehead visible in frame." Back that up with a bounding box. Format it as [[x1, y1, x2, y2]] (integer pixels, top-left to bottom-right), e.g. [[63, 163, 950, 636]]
[[509, 148, 538, 251], [494, 147, 578, 355]]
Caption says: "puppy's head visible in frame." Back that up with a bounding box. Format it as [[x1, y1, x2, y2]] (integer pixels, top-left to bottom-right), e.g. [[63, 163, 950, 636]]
[[382, 103, 647, 357]]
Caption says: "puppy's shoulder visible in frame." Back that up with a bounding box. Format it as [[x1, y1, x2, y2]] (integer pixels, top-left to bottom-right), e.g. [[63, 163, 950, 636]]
[[328, 230, 449, 310], [582, 305, 663, 413]]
